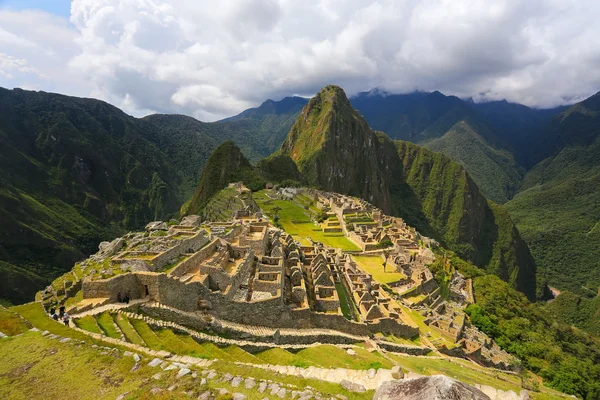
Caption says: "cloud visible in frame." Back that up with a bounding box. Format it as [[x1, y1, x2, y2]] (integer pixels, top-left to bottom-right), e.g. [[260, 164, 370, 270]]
[[0, 9, 90, 96], [2, 0, 600, 119]]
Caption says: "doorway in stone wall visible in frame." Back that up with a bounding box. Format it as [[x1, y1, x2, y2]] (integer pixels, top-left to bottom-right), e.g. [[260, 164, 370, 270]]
[[145, 285, 149, 297]]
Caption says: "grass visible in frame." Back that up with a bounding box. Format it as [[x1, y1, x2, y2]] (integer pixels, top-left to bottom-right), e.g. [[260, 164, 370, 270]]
[[254, 191, 360, 250], [73, 315, 102, 335], [95, 312, 121, 338], [154, 328, 202, 355], [335, 282, 357, 320], [254, 347, 311, 367], [129, 318, 163, 349], [222, 345, 264, 364], [0, 306, 32, 336], [10, 303, 91, 342], [113, 314, 145, 346], [296, 345, 393, 370], [353, 255, 405, 284]]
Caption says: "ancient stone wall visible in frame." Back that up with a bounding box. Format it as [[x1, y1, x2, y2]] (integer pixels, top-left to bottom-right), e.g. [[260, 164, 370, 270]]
[[168, 239, 219, 278], [156, 275, 200, 312], [253, 277, 280, 295], [82, 273, 145, 301]]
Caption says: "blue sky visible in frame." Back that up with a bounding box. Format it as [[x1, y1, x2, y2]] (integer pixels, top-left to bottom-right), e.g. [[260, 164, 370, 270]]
[[0, 0, 71, 19]]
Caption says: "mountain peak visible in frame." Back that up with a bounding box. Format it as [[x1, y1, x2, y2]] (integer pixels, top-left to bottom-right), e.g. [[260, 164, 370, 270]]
[[187, 141, 264, 215], [281, 85, 366, 165]]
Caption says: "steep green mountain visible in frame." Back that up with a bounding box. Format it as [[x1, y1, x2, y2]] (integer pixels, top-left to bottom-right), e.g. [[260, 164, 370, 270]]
[[471, 100, 566, 167], [505, 94, 600, 296], [351, 90, 523, 203], [0, 88, 198, 304], [424, 119, 524, 203], [280, 85, 537, 299], [187, 141, 265, 215]]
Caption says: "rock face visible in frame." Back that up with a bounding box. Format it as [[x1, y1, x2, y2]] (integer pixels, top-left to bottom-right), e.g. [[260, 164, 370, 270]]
[[373, 375, 491, 400]]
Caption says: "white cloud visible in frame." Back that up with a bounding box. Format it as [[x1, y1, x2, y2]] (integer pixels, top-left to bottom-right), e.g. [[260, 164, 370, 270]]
[[1, 0, 600, 119]]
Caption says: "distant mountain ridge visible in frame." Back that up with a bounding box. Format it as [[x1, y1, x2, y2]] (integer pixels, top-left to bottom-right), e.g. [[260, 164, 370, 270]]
[[506, 93, 600, 296]]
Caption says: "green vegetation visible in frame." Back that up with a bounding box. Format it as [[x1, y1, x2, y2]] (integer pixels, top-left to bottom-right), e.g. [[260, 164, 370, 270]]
[[296, 345, 392, 370], [0, 331, 153, 400], [424, 119, 523, 203], [275, 85, 537, 300], [253, 191, 360, 250], [0, 306, 31, 335], [353, 255, 405, 284], [210, 360, 374, 400], [254, 348, 310, 367], [222, 345, 263, 364], [395, 140, 537, 300], [96, 313, 121, 338], [350, 90, 526, 204], [113, 313, 145, 345], [335, 282, 357, 320], [505, 136, 600, 297], [545, 291, 600, 336], [187, 141, 266, 215], [129, 318, 163, 349], [10, 303, 91, 342], [465, 275, 600, 399], [73, 315, 102, 335], [388, 353, 529, 395]]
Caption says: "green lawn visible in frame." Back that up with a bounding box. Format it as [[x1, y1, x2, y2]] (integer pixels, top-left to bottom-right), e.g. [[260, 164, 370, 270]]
[[254, 348, 311, 367], [222, 345, 264, 364], [254, 191, 360, 250], [296, 345, 392, 370], [335, 282, 357, 320], [353, 255, 405, 284], [73, 315, 102, 335], [95, 312, 121, 338], [129, 319, 164, 349], [10, 303, 91, 342], [0, 306, 32, 336], [113, 314, 145, 346]]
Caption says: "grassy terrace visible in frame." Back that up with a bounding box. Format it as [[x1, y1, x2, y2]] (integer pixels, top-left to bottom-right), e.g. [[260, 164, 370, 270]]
[[335, 282, 358, 321], [254, 190, 360, 251], [353, 255, 405, 284], [4, 303, 570, 399], [0, 306, 32, 336]]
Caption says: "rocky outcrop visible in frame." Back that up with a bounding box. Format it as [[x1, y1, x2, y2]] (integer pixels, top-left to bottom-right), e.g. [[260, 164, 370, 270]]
[[373, 375, 491, 400]]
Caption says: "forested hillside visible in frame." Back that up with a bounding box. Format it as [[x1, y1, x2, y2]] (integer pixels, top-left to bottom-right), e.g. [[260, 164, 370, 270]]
[[506, 94, 600, 296]]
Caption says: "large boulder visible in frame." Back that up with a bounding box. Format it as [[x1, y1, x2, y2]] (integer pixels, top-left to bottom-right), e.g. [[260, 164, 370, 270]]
[[146, 221, 168, 231], [92, 237, 125, 261], [180, 215, 202, 228], [340, 380, 366, 393], [373, 375, 490, 400]]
